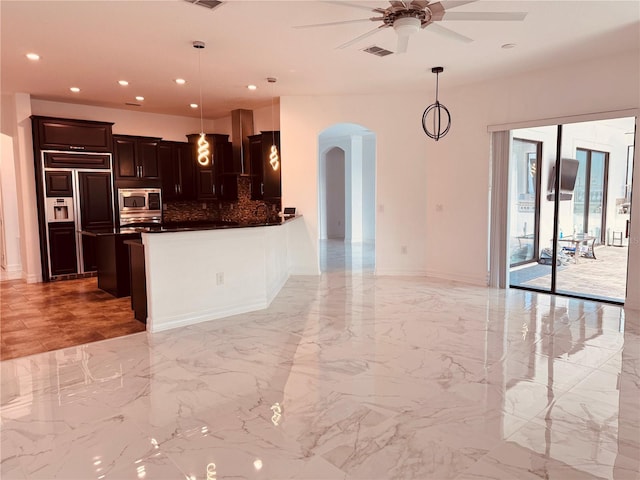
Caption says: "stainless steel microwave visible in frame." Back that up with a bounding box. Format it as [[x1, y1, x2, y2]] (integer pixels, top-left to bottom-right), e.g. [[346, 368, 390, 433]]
[[118, 188, 162, 225]]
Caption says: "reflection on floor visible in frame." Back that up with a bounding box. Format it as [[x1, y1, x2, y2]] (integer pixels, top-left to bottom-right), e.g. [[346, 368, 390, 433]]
[[1, 246, 639, 479], [510, 245, 629, 302], [0, 278, 145, 361], [320, 239, 375, 273]]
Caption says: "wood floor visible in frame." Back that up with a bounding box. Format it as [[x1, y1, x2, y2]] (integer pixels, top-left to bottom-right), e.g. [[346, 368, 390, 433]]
[[0, 277, 145, 361]]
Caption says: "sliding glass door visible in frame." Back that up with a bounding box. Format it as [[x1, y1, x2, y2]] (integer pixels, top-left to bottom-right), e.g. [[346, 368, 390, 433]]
[[508, 116, 635, 304]]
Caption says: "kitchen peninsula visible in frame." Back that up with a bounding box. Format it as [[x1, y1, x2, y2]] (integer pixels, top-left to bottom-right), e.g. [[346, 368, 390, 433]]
[[135, 215, 307, 333]]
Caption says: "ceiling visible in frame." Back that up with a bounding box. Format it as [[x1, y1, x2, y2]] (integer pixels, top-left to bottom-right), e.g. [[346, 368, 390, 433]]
[[2, 0, 639, 120]]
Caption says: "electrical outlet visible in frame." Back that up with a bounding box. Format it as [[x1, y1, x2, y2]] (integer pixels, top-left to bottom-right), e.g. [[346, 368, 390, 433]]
[[202, 203, 207, 209], [216, 272, 224, 285], [401, 246, 407, 254]]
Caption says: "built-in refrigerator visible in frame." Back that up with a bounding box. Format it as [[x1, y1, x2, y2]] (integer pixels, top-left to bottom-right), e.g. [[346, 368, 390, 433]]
[[39, 151, 115, 280]]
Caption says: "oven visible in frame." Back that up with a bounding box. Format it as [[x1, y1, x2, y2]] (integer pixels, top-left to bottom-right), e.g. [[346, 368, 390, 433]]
[[117, 188, 162, 226]]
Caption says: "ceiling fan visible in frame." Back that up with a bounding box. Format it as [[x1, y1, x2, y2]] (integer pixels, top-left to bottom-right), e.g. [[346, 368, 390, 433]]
[[294, 1, 527, 54]]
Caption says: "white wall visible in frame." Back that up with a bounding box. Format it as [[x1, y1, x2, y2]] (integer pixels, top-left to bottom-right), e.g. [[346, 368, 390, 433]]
[[0, 133, 22, 279], [280, 50, 640, 304]]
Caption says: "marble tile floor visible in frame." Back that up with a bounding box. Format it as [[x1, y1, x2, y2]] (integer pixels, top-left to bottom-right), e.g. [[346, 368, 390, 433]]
[[1, 267, 639, 479], [1, 278, 146, 361]]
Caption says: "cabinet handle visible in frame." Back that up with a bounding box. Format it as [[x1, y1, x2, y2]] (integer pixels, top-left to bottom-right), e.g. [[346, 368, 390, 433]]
[[212, 184, 216, 195], [261, 183, 264, 195], [69, 145, 85, 150], [178, 184, 182, 194], [175, 184, 178, 194], [221, 184, 224, 196]]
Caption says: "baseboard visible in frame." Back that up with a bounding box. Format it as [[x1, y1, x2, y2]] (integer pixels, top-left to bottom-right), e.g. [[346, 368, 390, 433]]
[[148, 299, 268, 333], [422, 269, 487, 286], [0, 269, 22, 281]]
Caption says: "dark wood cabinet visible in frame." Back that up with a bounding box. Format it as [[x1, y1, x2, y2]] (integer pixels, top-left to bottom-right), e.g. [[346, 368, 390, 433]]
[[43, 152, 111, 169], [113, 135, 160, 184], [77, 171, 114, 273], [249, 131, 281, 200], [45, 171, 73, 197], [159, 141, 195, 201], [94, 233, 140, 298], [78, 171, 114, 230], [48, 222, 77, 276], [127, 239, 147, 323], [32, 116, 114, 152], [188, 133, 237, 201]]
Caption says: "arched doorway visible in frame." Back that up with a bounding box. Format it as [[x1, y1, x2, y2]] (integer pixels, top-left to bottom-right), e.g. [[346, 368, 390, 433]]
[[318, 123, 376, 272]]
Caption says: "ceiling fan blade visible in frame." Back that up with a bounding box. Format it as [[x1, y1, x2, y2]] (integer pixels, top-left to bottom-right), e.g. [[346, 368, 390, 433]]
[[323, 1, 376, 13], [439, 0, 477, 9], [396, 34, 410, 54], [410, 0, 430, 8], [441, 11, 527, 21], [426, 22, 473, 43], [294, 18, 375, 29], [390, 1, 408, 8], [336, 25, 387, 49]]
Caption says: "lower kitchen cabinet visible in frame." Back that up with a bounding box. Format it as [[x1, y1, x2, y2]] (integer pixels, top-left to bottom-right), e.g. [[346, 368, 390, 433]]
[[90, 232, 141, 298], [48, 222, 77, 276], [126, 239, 147, 323]]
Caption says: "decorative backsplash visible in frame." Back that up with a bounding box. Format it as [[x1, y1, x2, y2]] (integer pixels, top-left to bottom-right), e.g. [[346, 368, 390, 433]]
[[163, 176, 281, 224]]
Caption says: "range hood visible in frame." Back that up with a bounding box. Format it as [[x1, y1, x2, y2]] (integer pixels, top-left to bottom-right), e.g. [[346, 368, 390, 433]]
[[231, 109, 254, 174]]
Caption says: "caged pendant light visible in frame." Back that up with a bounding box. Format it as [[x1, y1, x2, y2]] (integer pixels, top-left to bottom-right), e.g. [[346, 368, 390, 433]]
[[422, 66, 451, 141], [267, 77, 280, 171], [193, 40, 211, 166]]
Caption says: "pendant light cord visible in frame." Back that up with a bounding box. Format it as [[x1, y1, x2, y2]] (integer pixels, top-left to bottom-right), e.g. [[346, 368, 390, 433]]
[[198, 48, 204, 134]]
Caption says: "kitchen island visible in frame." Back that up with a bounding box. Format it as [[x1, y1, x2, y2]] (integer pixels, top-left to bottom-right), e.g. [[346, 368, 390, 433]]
[[138, 215, 308, 332]]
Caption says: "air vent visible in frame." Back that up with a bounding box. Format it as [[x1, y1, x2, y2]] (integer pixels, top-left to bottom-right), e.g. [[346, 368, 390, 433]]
[[125, 103, 142, 107], [184, 0, 223, 10], [363, 45, 393, 57]]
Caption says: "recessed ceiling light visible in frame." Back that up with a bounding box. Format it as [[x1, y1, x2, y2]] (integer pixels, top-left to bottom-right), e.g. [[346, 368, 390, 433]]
[[69, 87, 80, 93], [247, 85, 257, 91], [135, 96, 144, 101], [118, 80, 129, 86], [501, 43, 517, 49], [175, 78, 186, 85], [190, 103, 198, 109], [26, 53, 40, 61]]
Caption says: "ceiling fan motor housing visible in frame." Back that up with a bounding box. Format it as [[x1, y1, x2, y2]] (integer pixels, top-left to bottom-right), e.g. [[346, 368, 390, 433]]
[[393, 16, 422, 35]]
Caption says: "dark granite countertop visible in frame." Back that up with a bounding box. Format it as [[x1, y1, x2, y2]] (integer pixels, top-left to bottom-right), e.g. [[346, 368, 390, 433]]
[[82, 216, 300, 236]]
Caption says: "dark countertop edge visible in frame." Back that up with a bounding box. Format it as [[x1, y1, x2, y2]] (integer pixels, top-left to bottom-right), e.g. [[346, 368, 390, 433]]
[[144, 214, 302, 234], [82, 215, 302, 236]]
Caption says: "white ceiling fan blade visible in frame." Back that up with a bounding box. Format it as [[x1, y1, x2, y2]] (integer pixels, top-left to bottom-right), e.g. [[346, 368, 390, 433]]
[[396, 34, 410, 54], [336, 25, 387, 49], [294, 18, 375, 29], [439, 1, 477, 10], [441, 11, 527, 21], [426, 22, 473, 43]]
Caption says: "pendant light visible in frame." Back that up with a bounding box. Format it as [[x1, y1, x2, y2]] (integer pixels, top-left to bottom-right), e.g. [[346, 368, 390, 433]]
[[421, 66, 451, 141], [267, 77, 280, 171], [194, 40, 210, 166]]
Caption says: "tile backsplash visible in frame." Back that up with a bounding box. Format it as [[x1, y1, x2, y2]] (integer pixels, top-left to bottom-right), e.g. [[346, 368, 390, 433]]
[[163, 176, 281, 224]]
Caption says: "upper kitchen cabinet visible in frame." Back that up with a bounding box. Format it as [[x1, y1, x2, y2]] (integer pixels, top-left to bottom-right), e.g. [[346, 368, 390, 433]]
[[32, 116, 114, 152], [159, 141, 195, 201], [249, 131, 281, 200], [113, 135, 161, 186], [187, 133, 237, 201]]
